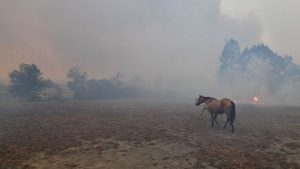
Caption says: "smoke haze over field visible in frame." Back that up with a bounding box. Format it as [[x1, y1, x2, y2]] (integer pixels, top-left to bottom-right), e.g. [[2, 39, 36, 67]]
[[0, 0, 300, 104]]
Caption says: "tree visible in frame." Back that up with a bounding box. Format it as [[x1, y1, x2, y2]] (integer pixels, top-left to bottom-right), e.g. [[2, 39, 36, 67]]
[[8, 63, 46, 101], [218, 39, 300, 96], [67, 67, 88, 99], [219, 39, 240, 74]]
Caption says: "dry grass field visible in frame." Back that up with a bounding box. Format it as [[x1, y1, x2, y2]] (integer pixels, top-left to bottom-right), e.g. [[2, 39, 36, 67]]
[[0, 100, 299, 169]]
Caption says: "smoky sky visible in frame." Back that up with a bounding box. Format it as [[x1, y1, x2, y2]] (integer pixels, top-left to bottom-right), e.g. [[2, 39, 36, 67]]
[[0, 0, 262, 82]]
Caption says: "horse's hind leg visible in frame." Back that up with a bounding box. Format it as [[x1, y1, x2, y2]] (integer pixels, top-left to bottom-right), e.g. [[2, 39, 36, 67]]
[[224, 117, 229, 129], [230, 121, 235, 133]]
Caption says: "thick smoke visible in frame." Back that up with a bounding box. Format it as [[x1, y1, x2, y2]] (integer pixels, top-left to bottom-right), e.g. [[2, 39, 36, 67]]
[[218, 39, 300, 105], [1, 1, 299, 105], [0, 0, 261, 81]]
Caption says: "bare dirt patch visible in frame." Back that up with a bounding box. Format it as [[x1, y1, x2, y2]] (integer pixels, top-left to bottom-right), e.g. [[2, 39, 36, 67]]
[[0, 100, 299, 169]]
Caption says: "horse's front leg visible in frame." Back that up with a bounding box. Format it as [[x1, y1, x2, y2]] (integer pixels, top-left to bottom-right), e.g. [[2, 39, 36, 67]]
[[213, 113, 220, 127], [200, 107, 206, 117]]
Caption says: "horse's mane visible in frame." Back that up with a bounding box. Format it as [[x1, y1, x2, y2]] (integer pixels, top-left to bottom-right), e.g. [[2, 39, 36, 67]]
[[203, 96, 215, 102]]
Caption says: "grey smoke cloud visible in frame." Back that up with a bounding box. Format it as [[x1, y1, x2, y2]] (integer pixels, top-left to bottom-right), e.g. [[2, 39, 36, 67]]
[[0, 0, 265, 100], [0, 0, 262, 80]]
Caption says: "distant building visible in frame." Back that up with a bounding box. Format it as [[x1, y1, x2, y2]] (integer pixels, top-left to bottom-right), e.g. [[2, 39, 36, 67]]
[[38, 87, 61, 101]]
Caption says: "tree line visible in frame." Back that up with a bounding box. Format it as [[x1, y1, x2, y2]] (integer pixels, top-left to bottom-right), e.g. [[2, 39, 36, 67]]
[[4, 63, 145, 101]]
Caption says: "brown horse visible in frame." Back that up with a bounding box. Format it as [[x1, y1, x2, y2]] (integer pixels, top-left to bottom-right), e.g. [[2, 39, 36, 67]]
[[195, 94, 236, 133]]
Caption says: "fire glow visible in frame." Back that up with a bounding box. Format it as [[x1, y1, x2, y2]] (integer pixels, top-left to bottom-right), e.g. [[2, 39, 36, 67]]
[[253, 96, 259, 103]]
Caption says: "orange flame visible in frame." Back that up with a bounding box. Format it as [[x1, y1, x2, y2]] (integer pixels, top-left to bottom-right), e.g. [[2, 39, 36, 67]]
[[253, 96, 259, 103]]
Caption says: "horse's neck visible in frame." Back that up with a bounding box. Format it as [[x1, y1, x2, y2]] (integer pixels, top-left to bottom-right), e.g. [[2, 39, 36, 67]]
[[204, 98, 216, 104]]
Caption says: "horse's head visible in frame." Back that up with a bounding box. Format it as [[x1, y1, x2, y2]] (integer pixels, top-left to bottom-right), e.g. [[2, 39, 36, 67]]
[[195, 94, 205, 106]]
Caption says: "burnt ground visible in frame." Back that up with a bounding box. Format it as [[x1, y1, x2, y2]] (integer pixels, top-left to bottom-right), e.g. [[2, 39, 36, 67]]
[[0, 100, 299, 169]]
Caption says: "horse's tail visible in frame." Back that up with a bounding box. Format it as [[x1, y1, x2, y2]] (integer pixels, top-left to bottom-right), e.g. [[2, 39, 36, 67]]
[[230, 101, 236, 123]]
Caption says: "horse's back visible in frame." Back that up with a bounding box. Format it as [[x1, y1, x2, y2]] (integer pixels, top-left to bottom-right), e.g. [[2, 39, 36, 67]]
[[207, 99, 222, 113], [207, 98, 234, 114], [221, 98, 234, 110], [221, 98, 233, 105]]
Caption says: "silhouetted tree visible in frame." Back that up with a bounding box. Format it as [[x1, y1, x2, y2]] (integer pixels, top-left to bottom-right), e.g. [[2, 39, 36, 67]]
[[219, 39, 240, 74], [67, 67, 146, 100], [111, 72, 123, 86], [8, 63, 46, 101], [67, 67, 88, 99], [219, 39, 300, 93]]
